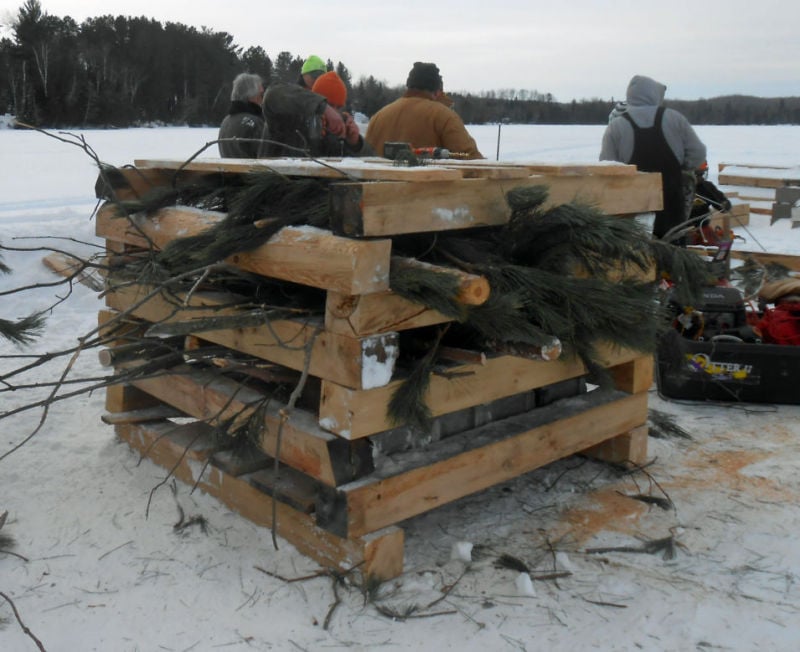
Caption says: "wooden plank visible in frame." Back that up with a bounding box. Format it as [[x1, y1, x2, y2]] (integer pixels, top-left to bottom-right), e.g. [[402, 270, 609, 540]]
[[727, 203, 750, 227], [116, 419, 220, 478], [105, 283, 398, 390], [729, 250, 800, 272], [124, 158, 637, 183], [95, 167, 205, 202], [329, 173, 663, 237], [718, 173, 790, 190], [98, 309, 164, 413], [582, 424, 649, 467], [133, 157, 465, 182], [719, 162, 792, 172], [517, 172, 663, 213], [117, 420, 404, 579], [357, 158, 534, 180], [96, 203, 222, 248], [609, 355, 654, 395], [325, 291, 451, 336], [717, 163, 800, 190], [316, 390, 649, 538], [95, 204, 392, 295], [210, 449, 272, 476], [101, 406, 185, 424], [717, 185, 776, 200], [248, 467, 320, 514], [512, 162, 638, 176], [417, 160, 638, 177], [42, 252, 104, 291], [125, 365, 373, 486], [319, 346, 643, 439], [104, 383, 163, 413], [213, 465, 405, 579]]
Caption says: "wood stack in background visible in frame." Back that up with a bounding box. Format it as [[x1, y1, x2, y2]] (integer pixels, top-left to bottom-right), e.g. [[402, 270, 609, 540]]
[[772, 186, 800, 226], [718, 162, 800, 222], [96, 156, 662, 579]]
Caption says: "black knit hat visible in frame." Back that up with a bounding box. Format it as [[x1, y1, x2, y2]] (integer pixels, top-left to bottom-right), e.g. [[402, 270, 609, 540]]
[[406, 62, 442, 92]]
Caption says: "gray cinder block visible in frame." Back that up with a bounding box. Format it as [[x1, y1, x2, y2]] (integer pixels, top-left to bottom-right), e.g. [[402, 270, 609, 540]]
[[775, 185, 800, 204]]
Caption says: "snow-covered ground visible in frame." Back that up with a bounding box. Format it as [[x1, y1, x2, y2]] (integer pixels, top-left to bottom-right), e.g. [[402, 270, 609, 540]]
[[2, 123, 800, 651]]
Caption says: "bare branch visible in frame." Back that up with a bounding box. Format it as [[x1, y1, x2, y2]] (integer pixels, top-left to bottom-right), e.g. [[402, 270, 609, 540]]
[[0, 591, 47, 651]]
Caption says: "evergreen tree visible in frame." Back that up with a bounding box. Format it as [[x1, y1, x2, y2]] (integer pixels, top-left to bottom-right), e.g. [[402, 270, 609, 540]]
[[0, 2, 797, 127], [272, 51, 300, 83], [241, 46, 273, 86]]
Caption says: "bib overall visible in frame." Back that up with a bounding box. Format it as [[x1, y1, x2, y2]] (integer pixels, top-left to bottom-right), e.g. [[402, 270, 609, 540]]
[[624, 107, 687, 244]]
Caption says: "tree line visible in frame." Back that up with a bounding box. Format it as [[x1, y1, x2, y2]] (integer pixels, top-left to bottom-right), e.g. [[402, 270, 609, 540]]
[[2, 1, 799, 129]]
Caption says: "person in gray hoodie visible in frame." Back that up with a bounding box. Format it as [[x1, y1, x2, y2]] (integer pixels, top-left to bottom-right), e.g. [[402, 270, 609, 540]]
[[600, 75, 706, 244]]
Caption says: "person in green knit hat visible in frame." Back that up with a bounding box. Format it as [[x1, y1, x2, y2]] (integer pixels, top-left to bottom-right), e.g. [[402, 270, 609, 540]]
[[298, 54, 327, 89]]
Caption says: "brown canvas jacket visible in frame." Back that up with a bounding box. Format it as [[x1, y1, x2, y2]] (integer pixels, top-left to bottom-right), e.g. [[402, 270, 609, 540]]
[[365, 91, 483, 159]]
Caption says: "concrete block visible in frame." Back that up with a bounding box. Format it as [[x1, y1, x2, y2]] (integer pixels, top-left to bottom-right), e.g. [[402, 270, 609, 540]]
[[772, 202, 793, 220], [775, 185, 800, 204]]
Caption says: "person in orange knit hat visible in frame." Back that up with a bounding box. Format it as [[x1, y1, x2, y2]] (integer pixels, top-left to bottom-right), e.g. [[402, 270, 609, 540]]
[[311, 71, 374, 156]]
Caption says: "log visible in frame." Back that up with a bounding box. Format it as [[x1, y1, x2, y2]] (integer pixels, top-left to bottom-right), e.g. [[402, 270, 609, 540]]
[[391, 256, 490, 305], [98, 338, 183, 367]]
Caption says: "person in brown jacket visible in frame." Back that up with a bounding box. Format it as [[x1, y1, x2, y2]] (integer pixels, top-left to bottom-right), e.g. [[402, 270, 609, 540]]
[[365, 62, 483, 160]]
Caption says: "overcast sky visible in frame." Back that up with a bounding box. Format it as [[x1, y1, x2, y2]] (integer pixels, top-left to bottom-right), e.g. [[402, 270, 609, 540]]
[[3, 0, 798, 101]]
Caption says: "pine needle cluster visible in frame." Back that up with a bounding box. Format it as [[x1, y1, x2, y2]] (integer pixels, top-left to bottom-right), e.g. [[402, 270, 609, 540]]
[[97, 172, 709, 436], [388, 260, 468, 322], [386, 185, 706, 428], [0, 249, 46, 345], [391, 188, 667, 364], [156, 171, 329, 276], [0, 314, 46, 346], [107, 169, 329, 280]]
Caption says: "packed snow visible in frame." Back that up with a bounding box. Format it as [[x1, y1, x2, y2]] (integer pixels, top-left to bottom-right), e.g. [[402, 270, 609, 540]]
[[2, 122, 800, 651]]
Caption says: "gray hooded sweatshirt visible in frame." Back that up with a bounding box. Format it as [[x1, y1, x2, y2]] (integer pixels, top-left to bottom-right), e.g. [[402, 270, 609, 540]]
[[599, 75, 706, 170]]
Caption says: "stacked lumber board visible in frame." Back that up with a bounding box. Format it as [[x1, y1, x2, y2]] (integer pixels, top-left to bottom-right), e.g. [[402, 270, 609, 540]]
[[718, 162, 800, 219], [97, 156, 660, 579], [728, 250, 800, 272]]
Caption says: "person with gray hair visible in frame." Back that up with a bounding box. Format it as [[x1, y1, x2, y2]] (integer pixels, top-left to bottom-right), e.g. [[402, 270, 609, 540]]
[[218, 72, 267, 158]]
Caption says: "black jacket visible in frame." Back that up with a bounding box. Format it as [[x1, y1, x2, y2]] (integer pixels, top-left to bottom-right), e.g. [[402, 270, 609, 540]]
[[218, 101, 266, 158]]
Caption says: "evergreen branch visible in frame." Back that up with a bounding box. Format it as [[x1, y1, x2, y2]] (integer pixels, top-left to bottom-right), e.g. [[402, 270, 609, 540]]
[[649, 240, 711, 306], [153, 171, 329, 276], [0, 315, 46, 345], [389, 262, 468, 322], [387, 326, 449, 430], [0, 591, 46, 652], [505, 185, 550, 211]]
